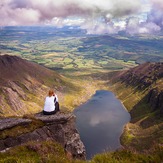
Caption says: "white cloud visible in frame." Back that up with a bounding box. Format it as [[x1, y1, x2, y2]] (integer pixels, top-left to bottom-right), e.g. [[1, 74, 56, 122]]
[[0, 0, 141, 26], [1, 0, 163, 35], [150, 0, 163, 9], [126, 17, 161, 35], [47, 17, 85, 27], [82, 21, 119, 35], [89, 111, 119, 127]]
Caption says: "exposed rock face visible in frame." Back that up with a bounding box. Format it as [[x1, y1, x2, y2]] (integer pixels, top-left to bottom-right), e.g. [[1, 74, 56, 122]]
[[147, 88, 163, 115], [0, 55, 66, 116], [0, 118, 32, 131], [119, 62, 163, 89], [113, 62, 163, 116], [0, 113, 86, 160]]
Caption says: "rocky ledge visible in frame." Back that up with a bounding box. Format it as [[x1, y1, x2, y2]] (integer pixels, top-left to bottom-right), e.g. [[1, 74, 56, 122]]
[[0, 112, 86, 160]]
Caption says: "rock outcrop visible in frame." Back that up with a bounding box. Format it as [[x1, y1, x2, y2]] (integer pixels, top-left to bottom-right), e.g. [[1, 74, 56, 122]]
[[119, 62, 163, 89], [112, 62, 163, 116], [0, 113, 86, 160], [147, 88, 163, 115]]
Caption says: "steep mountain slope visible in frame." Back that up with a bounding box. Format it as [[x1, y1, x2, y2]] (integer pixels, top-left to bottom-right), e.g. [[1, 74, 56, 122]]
[[118, 62, 163, 89], [108, 62, 163, 151], [0, 55, 72, 116], [113, 62, 163, 115]]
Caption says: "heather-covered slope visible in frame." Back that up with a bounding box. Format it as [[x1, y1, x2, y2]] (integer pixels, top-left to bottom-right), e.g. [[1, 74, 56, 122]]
[[113, 62, 163, 115], [118, 62, 163, 89], [0, 55, 106, 117], [108, 62, 163, 151], [0, 55, 73, 116]]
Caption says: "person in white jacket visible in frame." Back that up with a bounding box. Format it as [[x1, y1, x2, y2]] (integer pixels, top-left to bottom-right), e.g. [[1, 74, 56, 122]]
[[43, 89, 60, 115]]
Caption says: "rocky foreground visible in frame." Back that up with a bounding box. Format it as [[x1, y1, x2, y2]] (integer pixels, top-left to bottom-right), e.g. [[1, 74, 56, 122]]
[[0, 112, 86, 160]]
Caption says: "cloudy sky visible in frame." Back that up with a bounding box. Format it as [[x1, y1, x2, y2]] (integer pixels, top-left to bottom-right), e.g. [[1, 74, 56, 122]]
[[0, 0, 163, 34]]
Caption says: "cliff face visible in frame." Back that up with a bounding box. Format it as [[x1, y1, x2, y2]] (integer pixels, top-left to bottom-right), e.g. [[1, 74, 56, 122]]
[[113, 62, 163, 116], [119, 62, 163, 89], [0, 113, 86, 160], [147, 88, 163, 115], [108, 62, 163, 151]]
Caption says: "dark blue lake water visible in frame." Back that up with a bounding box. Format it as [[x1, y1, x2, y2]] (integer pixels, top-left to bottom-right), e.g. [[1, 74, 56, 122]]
[[74, 90, 130, 159]]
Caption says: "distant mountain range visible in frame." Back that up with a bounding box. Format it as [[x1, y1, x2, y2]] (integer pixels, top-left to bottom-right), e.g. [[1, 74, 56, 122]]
[[0, 55, 67, 116]]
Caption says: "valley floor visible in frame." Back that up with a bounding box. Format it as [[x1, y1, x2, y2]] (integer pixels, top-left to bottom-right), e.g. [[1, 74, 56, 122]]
[[62, 68, 163, 159]]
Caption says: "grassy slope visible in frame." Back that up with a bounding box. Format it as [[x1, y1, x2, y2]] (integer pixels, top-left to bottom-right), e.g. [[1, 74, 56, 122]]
[[0, 140, 85, 163], [60, 69, 108, 111], [105, 64, 163, 152], [109, 82, 163, 150], [0, 140, 162, 163], [1, 68, 163, 162], [0, 55, 100, 117], [0, 55, 108, 117], [1, 58, 163, 162]]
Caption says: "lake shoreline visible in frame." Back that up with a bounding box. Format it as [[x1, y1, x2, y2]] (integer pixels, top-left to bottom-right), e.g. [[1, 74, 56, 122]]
[[74, 90, 130, 159]]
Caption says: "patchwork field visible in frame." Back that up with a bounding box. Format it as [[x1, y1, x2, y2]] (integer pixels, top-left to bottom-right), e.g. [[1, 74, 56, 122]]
[[1, 26, 162, 75]]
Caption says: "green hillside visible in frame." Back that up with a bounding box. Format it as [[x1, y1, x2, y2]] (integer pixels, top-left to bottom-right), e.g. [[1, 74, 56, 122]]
[[0, 55, 104, 116], [106, 63, 163, 152], [0, 27, 163, 162], [0, 58, 163, 162]]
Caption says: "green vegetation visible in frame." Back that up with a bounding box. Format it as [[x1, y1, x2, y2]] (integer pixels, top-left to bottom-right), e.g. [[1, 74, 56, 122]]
[[0, 117, 44, 139], [1, 27, 163, 72], [0, 26, 138, 73], [60, 69, 108, 111], [0, 141, 162, 163], [91, 146, 163, 163], [0, 140, 85, 163], [108, 79, 163, 152], [0, 27, 163, 162]]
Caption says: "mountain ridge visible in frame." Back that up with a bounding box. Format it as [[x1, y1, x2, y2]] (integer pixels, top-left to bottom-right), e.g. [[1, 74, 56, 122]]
[[0, 55, 103, 117], [0, 55, 163, 162], [107, 62, 163, 152], [0, 55, 67, 116], [115, 62, 163, 115]]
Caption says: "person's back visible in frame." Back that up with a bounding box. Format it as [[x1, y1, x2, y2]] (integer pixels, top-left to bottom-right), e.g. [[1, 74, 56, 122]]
[[44, 96, 55, 112], [43, 89, 59, 115]]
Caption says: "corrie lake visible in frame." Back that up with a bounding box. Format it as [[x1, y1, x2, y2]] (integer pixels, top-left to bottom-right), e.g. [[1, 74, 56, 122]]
[[74, 90, 131, 159]]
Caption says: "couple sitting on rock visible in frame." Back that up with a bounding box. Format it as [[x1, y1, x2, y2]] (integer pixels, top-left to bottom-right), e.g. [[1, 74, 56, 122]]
[[43, 89, 60, 115]]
